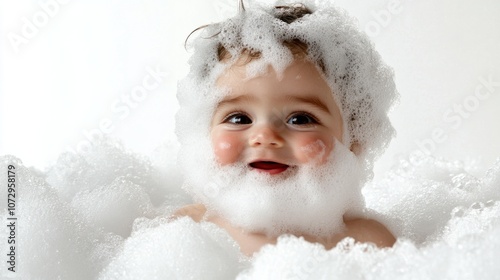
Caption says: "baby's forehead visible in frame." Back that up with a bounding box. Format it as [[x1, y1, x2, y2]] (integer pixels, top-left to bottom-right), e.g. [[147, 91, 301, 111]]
[[214, 58, 341, 112], [216, 57, 326, 86]]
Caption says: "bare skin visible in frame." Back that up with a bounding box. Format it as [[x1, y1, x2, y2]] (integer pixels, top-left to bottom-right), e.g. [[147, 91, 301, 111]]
[[173, 203, 395, 256]]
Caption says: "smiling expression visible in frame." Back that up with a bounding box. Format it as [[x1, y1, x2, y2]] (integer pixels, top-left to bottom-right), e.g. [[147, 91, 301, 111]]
[[210, 58, 344, 175]]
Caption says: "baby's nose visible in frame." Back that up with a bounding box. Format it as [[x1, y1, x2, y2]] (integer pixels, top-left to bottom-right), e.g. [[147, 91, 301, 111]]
[[248, 124, 284, 148]]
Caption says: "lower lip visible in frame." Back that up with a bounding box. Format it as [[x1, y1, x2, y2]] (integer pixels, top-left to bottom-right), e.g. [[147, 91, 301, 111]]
[[253, 166, 288, 175]]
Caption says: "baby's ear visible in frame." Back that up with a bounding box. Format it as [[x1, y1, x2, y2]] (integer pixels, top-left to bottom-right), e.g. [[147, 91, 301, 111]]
[[350, 142, 362, 156]]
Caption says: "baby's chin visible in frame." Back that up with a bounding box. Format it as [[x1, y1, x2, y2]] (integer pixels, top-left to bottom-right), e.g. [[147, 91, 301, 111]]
[[184, 143, 368, 237]]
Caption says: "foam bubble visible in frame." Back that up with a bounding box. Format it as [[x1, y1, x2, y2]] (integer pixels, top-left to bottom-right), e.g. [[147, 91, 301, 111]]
[[0, 139, 190, 279], [364, 154, 500, 243], [46, 137, 188, 208], [99, 217, 243, 280], [70, 177, 155, 237], [239, 200, 500, 279], [182, 141, 366, 237], [0, 156, 122, 279]]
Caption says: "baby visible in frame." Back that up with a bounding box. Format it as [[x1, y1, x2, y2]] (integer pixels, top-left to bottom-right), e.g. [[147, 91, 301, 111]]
[[174, 1, 398, 256]]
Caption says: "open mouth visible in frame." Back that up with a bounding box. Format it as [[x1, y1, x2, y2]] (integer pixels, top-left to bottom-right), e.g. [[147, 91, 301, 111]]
[[249, 161, 289, 175]]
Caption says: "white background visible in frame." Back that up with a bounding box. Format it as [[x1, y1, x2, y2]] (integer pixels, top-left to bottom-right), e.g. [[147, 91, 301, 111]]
[[1, 0, 499, 181]]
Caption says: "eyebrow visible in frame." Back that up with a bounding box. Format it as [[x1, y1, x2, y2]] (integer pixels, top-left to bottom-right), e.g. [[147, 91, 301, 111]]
[[286, 95, 331, 114], [215, 94, 331, 114], [216, 94, 256, 109]]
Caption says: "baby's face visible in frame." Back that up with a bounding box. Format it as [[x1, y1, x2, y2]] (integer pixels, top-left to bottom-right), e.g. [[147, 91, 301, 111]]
[[211, 58, 344, 175]]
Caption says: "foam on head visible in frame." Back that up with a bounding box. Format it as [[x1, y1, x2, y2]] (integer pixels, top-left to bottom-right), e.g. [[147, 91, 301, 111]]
[[176, 0, 398, 170]]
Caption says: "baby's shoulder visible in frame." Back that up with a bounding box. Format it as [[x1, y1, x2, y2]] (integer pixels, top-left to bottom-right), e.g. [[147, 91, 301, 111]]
[[344, 218, 396, 248], [172, 203, 207, 222]]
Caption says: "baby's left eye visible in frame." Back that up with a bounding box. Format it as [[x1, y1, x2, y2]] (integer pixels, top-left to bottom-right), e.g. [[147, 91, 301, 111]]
[[286, 113, 318, 125]]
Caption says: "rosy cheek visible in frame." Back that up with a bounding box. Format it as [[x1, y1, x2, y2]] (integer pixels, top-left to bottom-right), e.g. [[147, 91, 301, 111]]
[[296, 136, 334, 164], [211, 131, 243, 165]]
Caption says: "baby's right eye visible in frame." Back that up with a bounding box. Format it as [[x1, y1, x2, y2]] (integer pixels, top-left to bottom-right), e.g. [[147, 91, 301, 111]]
[[223, 113, 252, 125]]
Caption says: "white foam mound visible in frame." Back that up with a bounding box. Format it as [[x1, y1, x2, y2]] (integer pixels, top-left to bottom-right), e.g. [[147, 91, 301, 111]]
[[364, 152, 500, 243], [0, 155, 122, 280], [1, 139, 500, 279], [98, 217, 242, 280], [239, 218, 500, 279]]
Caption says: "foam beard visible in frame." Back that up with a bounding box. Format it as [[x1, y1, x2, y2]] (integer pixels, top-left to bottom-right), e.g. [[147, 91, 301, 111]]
[[181, 139, 368, 238]]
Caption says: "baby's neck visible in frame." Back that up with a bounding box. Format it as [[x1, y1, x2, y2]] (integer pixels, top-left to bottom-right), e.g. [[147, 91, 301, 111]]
[[173, 203, 395, 256], [206, 213, 346, 256], [207, 215, 278, 256]]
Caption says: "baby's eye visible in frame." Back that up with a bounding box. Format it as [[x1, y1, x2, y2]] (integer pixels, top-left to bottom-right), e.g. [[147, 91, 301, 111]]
[[287, 113, 318, 126], [224, 113, 252, 125]]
